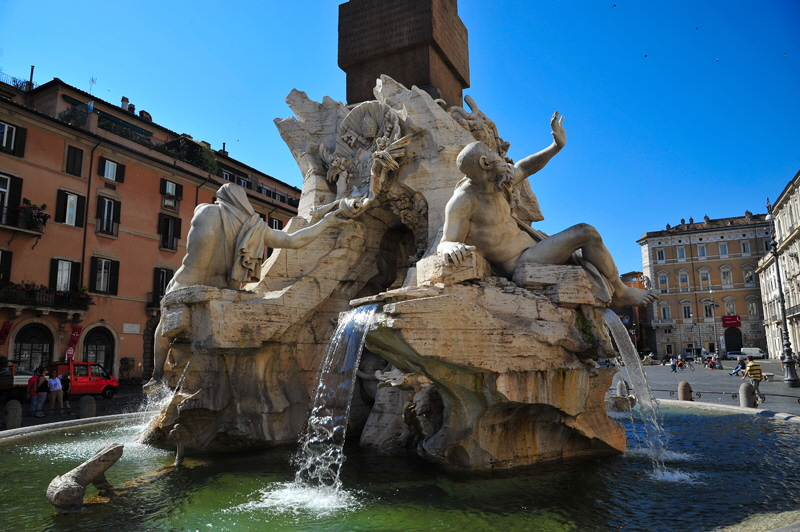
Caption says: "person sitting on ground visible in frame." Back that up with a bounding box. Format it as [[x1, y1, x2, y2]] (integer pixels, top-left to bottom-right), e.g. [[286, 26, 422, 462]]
[[730, 357, 746, 376], [437, 112, 659, 308]]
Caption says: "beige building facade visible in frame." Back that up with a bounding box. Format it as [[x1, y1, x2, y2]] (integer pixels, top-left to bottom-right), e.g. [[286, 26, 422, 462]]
[[757, 170, 800, 360], [638, 213, 771, 359]]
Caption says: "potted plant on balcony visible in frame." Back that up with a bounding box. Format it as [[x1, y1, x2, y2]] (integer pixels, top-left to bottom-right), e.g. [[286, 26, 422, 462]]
[[16, 198, 50, 231]]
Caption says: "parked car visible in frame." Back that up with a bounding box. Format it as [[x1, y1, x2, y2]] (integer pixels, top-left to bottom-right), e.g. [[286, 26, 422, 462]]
[[724, 351, 743, 361], [741, 347, 768, 359], [45, 361, 118, 399]]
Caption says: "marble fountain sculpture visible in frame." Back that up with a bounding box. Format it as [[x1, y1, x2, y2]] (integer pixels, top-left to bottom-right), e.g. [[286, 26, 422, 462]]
[[143, 75, 658, 470]]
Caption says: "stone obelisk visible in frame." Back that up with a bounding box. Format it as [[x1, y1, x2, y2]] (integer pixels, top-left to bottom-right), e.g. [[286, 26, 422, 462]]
[[338, 0, 470, 107]]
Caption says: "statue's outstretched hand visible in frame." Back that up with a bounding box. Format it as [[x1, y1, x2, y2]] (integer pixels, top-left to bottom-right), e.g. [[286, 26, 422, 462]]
[[551, 111, 567, 148], [437, 241, 476, 266]]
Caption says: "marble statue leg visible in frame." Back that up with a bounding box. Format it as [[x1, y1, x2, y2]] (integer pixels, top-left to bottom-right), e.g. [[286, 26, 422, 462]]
[[516, 224, 658, 307]]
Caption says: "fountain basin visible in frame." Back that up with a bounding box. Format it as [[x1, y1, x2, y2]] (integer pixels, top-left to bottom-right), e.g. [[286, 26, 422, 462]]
[[3, 405, 800, 532]]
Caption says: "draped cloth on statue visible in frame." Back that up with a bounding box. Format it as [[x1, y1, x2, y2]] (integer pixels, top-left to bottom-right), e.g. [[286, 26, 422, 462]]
[[215, 184, 270, 286]]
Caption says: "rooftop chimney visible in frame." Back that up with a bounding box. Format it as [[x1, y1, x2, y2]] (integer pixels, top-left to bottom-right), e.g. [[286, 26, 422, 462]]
[[121, 96, 129, 110]]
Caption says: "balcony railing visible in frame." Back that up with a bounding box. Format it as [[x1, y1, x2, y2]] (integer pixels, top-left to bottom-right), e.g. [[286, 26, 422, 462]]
[[0, 286, 89, 311], [95, 219, 119, 237], [98, 115, 154, 146], [787, 304, 800, 318], [146, 291, 164, 309], [0, 205, 45, 233]]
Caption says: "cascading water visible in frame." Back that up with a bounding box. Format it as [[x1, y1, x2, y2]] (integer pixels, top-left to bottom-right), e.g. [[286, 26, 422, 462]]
[[293, 304, 378, 490], [603, 309, 667, 473]]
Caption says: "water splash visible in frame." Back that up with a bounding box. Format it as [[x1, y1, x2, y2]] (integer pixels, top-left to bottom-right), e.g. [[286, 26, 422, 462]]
[[603, 309, 667, 473], [293, 304, 378, 490], [227, 481, 363, 517]]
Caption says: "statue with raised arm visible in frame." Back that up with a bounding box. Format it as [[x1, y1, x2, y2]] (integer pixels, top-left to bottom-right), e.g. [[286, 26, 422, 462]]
[[150, 183, 359, 382], [437, 112, 658, 307]]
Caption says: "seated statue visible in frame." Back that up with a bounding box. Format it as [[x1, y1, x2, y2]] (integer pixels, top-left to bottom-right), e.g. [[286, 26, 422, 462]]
[[150, 183, 356, 382], [437, 112, 658, 308]]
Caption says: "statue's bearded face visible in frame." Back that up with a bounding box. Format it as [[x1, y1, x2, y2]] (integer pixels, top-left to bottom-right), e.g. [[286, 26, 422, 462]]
[[489, 155, 515, 190]]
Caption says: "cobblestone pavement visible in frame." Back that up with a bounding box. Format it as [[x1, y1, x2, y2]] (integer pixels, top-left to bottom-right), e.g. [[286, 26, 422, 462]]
[[623, 358, 800, 415], [0, 385, 147, 430]]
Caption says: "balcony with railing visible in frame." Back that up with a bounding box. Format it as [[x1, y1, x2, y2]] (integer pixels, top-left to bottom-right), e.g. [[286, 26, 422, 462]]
[[0, 285, 90, 313]]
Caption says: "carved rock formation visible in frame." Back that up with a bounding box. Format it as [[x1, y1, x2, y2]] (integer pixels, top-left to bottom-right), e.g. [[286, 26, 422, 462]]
[[144, 76, 625, 469]]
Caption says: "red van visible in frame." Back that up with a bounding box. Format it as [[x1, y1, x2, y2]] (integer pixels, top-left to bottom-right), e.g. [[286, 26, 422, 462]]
[[46, 361, 118, 399]]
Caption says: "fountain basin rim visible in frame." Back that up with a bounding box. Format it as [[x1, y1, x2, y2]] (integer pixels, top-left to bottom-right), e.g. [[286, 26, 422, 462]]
[[657, 399, 800, 423], [0, 410, 159, 441]]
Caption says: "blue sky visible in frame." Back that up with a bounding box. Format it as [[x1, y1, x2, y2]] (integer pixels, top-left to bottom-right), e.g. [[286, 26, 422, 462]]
[[1, 0, 797, 273]]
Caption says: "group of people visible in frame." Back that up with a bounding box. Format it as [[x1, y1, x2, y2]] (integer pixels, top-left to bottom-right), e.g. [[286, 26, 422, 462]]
[[26, 367, 71, 418]]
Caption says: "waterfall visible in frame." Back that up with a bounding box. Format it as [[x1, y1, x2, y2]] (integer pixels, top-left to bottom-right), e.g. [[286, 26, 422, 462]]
[[603, 309, 667, 473], [293, 304, 378, 489]]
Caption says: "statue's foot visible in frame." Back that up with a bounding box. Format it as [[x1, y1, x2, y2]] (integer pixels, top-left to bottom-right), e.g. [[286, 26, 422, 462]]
[[611, 285, 660, 307]]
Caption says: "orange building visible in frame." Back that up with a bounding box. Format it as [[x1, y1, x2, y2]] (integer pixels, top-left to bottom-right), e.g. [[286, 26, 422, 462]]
[[0, 73, 299, 379]]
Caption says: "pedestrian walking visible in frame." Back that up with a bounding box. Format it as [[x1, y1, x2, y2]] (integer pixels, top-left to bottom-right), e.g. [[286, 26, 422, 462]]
[[742, 356, 763, 397], [670, 357, 677, 373]]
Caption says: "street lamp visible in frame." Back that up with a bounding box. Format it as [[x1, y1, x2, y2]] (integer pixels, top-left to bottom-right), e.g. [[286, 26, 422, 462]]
[[709, 290, 719, 357], [766, 198, 799, 382]]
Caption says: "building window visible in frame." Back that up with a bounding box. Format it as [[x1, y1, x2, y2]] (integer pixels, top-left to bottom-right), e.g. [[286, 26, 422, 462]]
[[699, 270, 711, 290], [698, 245, 706, 258], [0, 249, 10, 285], [657, 274, 668, 293], [269, 217, 283, 230], [764, 239, 771, 252], [237, 177, 251, 189], [275, 192, 286, 203], [258, 185, 270, 196], [719, 243, 728, 256], [656, 249, 665, 262], [222, 171, 233, 182], [49, 258, 80, 292], [665, 344, 673, 356], [98, 157, 125, 183], [158, 213, 182, 251], [66, 146, 83, 177], [704, 302, 716, 318], [748, 301, 758, 316], [0, 173, 21, 226], [13, 323, 52, 371], [660, 305, 671, 320], [55, 190, 86, 227], [0, 120, 25, 157], [741, 241, 751, 255], [744, 268, 755, 284], [721, 269, 733, 286], [90, 256, 119, 295], [677, 247, 686, 260], [725, 301, 736, 316], [83, 327, 114, 369], [160, 179, 183, 211], [96, 196, 120, 237], [153, 267, 174, 300], [678, 272, 689, 292], [682, 303, 692, 319]]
